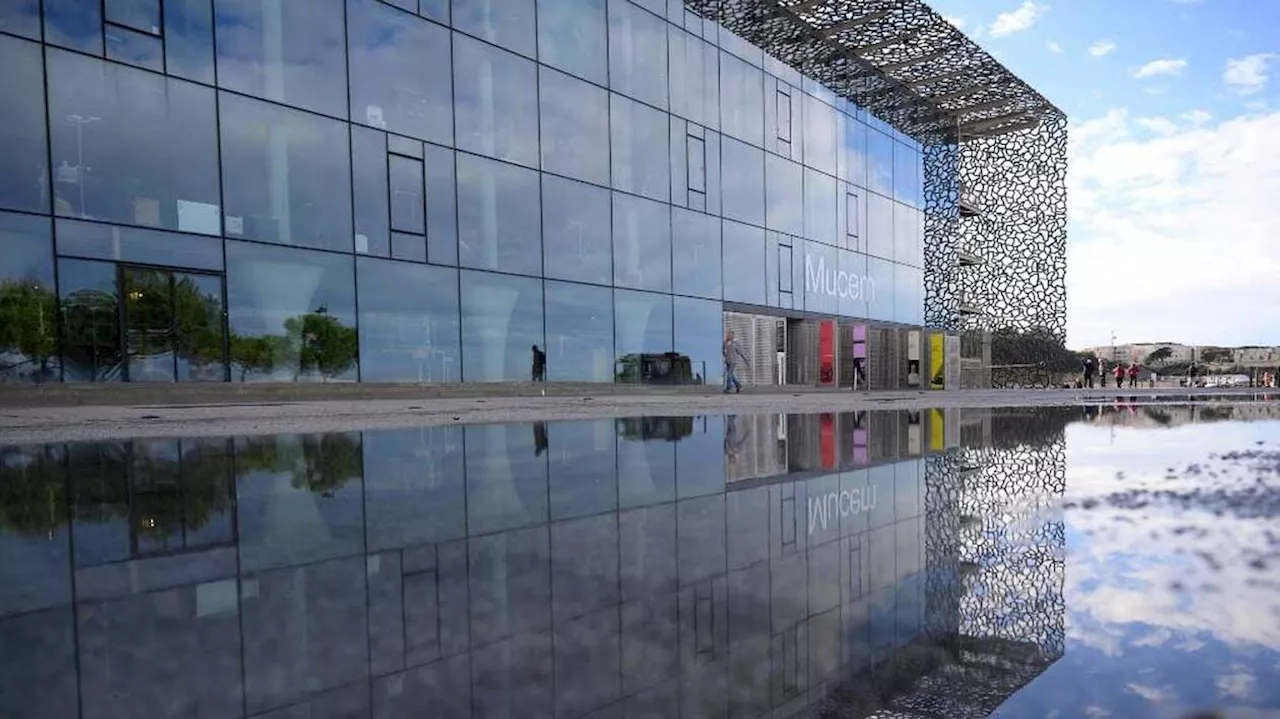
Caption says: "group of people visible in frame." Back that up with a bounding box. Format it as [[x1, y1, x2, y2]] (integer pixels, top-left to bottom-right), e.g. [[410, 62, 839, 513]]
[[1081, 356, 1141, 389]]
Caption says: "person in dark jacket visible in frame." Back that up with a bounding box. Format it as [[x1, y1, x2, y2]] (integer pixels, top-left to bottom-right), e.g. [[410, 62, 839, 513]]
[[531, 344, 546, 382]]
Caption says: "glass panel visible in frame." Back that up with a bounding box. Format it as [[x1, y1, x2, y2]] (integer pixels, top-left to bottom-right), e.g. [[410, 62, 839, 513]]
[[537, 0, 607, 85], [671, 208, 721, 300], [459, 269, 543, 382], [837, 249, 868, 319], [867, 256, 894, 322], [803, 94, 838, 176], [424, 144, 459, 265], [123, 267, 175, 382], [895, 264, 922, 326], [105, 23, 163, 71], [387, 135, 422, 158], [347, 0, 454, 145], [165, 0, 216, 84], [363, 426, 465, 551], [391, 232, 426, 262], [722, 220, 765, 306], [219, 92, 353, 252], [0, 0, 41, 39], [453, 33, 539, 168], [867, 129, 894, 196], [804, 168, 838, 246], [419, 0, 448, 24], [673, 295, 721, 385], [669, 26, 719, 130], [607, 0, 668, 109], [0, 36, 49, 214], [48, 49, 222, 234], [722, 137, 764, 227], [225, 241, 358, 382], [614, 289, 672, 372], [0, 213, 57, 383], [56, 219, 224, 271], [58, 258, 122, 382], [548, 421, 618, 520], [105, 0, 160, 32], [719, 51, 763, 147], [174, 273, 227, 381], [840, 117, 867, 187], [610, 95, 670, 202], [764, 153, 802, 235], [452, 0, 536, 58], [213, 0, 348, 118], [539, 67, 610, 187], [894, 143, 922, 208], [389, 155, 425, 235], [357, 258, 461, 383], [542, 175, 611, 286], [612, 193, 671, 293], [687, 135, 706, 193], [456, 154, 542, 277], [866, 192, 894, 260], [544, 281, 613, 382], [45, 0, 104, 54], [351, 126, 390, 257]]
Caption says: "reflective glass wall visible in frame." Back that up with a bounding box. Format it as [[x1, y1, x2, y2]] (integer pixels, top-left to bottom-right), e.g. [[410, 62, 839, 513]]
[[0, 0, 925, 385]]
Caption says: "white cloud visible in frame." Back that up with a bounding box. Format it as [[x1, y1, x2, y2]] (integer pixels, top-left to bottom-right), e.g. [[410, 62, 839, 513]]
[[1130, 58, 1188, 79], [987, 1, 1048, 38], [1048, 40, 1064, 54], [1067, 109, 1280, 347], [1088, 40, 1116, 57], [1179, 108, 1213, 125], [1134, 116, 1178, 136], [941, 14, 966, 30], [1223, 53, 1276, 95]]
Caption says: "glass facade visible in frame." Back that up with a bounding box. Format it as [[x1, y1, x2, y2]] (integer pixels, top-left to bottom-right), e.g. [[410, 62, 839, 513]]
[[0, 0, 925, 385]]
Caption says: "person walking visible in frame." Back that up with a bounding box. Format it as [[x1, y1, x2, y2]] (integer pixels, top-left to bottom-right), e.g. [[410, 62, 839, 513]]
[[722, 331, 750, 394], [1082, 356, 1096, 388], [531, 344, 546, 382], [1127, 361, 1140, 388], [1113, 362, 1125, 389]]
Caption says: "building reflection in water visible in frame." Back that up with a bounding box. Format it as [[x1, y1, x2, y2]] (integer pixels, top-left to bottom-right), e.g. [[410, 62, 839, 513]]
[[0, 409, 1074, 719]]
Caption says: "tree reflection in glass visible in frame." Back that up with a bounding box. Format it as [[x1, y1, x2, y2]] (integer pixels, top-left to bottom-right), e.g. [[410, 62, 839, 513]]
[[0, 279, 58, 382]]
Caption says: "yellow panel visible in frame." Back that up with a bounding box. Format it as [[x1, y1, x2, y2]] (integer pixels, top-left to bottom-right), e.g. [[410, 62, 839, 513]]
[[929, 408, 945, 451], [929, 333, 945, 390]]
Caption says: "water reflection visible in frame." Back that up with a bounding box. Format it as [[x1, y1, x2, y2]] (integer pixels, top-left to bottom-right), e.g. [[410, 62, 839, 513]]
[[8, 406, 1266, 717]]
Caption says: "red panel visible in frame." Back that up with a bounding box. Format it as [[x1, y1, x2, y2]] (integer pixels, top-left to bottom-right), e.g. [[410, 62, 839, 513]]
[[819, 320, 835, 385], [820, 413, 835, 469]]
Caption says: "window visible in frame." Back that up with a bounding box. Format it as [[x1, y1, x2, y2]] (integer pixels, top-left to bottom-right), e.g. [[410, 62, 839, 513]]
[[612, 193, 671, 293], [721, 137, 764, 228], [778, 243, 793, 294], [357, 258, 461, 382], [544, 281, 613, 382], [542, 175, 612, 286], [840, 117, 867, 187], [347, 0, 454, 146], [59, 258, 122, 382], [687, 135, 707, 194], [456, 154, 542, 277], [165, 0, 216, 84], [803, 95, 838, 176], [867, 129, 894, 196], [894, 142, 923, 208], [721, 220, 765, 306], [539, 67, 610, 187], [105, 24, 163, 71], [452, 0, 536, 58], [803, 168, 838, 246], [45, 0, 103, 54], [764, 153, 802, 235], [424, 144, 459, 265], [225, 241, 358, 382], [846, 191, 860, 241], [389, 155, 425, 235], [453, 33, 539, 169], [48, 49, 221, 235], [607, 0, 668, 109], [610, 95, 670, 202], [866, 256, 893, 322], [719, 51, 764, 146], [865, 192, 894, 260], [219, 92, 352, 252], [0, 213, 56, 384], [214, 0, 348, 118], [614, 289, 672, 360], [669, 27, 719, 130], [673, 296, 723, 385], [537, 0, 607, 85], [351, 127, 390, 257], [0, 36, 49, 214], [391, 232, 426, 263], [0, 0, 41, 39], [56, 218, 223, 271], [459, 269, 543, 382], [776, 89, 792, 143], [671, 208, 721, 300]]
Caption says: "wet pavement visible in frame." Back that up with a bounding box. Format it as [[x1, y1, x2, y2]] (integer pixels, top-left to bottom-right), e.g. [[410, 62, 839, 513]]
[[0, 403, 1277, 718]]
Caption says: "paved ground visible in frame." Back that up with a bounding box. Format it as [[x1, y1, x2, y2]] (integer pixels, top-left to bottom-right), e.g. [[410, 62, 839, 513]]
[[0, 385, 1274, 444]]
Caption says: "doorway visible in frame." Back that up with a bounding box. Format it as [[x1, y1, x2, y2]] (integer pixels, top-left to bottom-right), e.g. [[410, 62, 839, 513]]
[[119, 265, 227, 382]]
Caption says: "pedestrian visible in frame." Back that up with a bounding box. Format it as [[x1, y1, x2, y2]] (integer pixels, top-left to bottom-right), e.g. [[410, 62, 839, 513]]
[[1113, 362, 1125, 389], [722, 331, 750, 394], [1082, 356, 1096, 388], [1127, 361, 1140, 388], [531, 344, 546, 382]]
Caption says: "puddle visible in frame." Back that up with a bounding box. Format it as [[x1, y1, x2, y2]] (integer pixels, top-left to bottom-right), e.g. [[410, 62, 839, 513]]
[[0, 404, 1276, 718]]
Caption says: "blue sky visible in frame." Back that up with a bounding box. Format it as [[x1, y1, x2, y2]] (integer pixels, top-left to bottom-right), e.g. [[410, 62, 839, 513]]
[[921, 0, 1280, 349]]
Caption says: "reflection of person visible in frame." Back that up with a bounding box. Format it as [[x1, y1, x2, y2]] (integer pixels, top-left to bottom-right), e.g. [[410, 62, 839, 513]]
[[723, 414, 749, 468], [531, 344, 546, 382], [532, 422, 548, 456], [722, 331, 749, 394]]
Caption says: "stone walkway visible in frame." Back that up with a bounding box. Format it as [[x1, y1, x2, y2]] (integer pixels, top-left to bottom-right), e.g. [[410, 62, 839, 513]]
[[0, 385, 1273, 444]]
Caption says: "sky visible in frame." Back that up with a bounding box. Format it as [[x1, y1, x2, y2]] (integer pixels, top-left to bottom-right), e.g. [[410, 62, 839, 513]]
[[919, 0, 1280, 350]]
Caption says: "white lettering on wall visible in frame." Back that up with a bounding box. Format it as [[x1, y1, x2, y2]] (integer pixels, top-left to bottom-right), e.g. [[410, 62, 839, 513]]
[[807, 485, 877, 534], [804, 254, 877, 304]]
